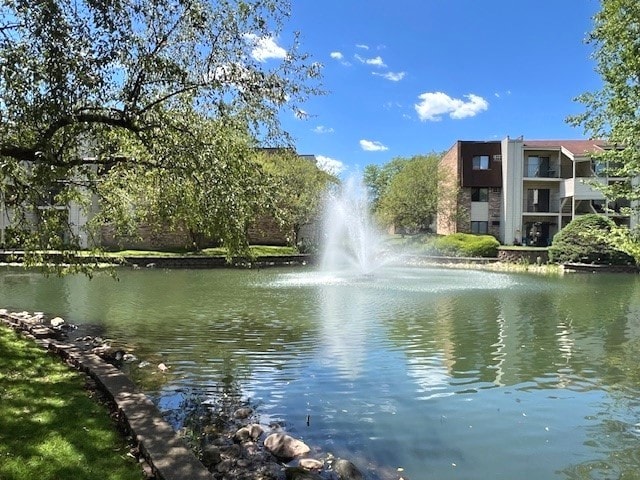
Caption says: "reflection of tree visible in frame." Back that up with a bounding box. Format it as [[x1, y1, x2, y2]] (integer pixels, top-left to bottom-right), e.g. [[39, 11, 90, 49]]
[[385, 275, 640, 392], [68, 270, 318, 376], [560, 415, 640, 480]]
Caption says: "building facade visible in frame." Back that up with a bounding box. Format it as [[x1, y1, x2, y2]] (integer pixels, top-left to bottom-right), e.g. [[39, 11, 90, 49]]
[[438, 137, 639, 246]]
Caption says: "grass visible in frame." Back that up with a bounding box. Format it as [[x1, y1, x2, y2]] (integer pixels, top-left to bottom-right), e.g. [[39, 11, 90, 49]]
[[0, 325, 143, 480], [99, 245, 299, 258]]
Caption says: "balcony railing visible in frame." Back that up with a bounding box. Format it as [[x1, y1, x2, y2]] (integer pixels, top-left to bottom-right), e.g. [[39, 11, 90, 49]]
[[560, 178, 606, 200], [523, 198, 560, 213]]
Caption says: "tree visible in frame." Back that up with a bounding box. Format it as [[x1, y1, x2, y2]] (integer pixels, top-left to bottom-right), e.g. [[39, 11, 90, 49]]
[[0, 0, 321, 267], [95, 115, 269, 254], [362, 158, 409, 212], [254, 150, 338, 249], [569, 0, 640, 213], [376, 154, 441, 233]]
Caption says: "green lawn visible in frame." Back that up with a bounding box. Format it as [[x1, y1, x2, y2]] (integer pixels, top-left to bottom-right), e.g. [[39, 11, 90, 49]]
[[99, 245, 299, 258], [0, 325, 144, 480]]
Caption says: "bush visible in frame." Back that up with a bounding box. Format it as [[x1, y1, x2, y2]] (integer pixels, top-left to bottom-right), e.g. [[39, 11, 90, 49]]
[[432, 233, 499, 257], [548, 214, 634, 265]]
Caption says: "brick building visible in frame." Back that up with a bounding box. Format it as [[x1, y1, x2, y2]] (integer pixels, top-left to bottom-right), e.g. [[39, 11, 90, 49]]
[[438, 137, 639, 246]]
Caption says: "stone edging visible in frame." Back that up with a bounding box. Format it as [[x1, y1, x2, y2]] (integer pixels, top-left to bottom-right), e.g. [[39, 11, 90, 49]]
[[0, 310, 213, 480]]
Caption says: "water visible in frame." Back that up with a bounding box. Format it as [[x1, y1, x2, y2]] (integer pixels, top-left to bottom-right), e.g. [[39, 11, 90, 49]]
[[1, 266, 640, 479], [321, 177, 389, 275]]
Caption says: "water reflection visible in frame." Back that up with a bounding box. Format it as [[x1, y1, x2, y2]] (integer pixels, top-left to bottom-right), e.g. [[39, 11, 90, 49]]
[[1, 266, 640, 479]]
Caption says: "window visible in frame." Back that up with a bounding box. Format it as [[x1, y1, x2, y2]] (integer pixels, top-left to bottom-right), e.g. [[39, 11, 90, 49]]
[[526, 156, 551, 177], [526, 188, 550, 212], [471, 221, 488, 234], [472, 155, 490, 170], [471, 187, 489, 202], [592, 159, 607, 177]]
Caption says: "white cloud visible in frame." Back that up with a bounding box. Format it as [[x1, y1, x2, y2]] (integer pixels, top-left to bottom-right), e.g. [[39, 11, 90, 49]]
[[360, 139, 389, 152], [315, 155, 346, 176], [331, 51, 351, 66], [355, 54, 386, 68], [356, 44, 370, 50], [245, 34, 287, 62], [373, 71, 406, 82], [414, 92, 489, 121], [313, 125, 334, 134], [384, 101, 402, 110]]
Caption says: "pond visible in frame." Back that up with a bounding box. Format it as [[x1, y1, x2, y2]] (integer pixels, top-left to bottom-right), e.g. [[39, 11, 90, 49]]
[[1, 265, 640, 479]]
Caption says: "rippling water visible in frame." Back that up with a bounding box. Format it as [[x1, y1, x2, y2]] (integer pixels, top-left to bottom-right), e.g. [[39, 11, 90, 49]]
[[2, 266, 640, 479]]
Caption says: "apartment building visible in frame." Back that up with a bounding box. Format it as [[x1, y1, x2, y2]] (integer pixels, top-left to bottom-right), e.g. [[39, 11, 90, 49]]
[[438, 137, 638, 246]]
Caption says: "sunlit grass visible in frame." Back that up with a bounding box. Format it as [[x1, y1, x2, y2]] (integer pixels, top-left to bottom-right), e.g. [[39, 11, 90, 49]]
[[103, 245, 299, 257], [0, 325, 143, 480]]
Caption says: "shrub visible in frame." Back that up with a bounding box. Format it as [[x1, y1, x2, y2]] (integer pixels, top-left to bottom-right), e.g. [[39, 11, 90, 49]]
[[432, 233, 499, 258], [548, 214, 634, 265]]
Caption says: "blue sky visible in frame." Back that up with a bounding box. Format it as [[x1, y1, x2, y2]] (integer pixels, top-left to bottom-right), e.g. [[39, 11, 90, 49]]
[[259, 1, 602, 176]]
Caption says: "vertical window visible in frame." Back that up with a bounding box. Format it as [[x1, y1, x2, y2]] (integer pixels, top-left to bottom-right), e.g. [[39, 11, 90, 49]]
[[471, 187, 489, 202], [471, 221, 488, 234], [526, 188, 550, 212], [472, 155, 490, 170], [526, 156, 551, 177], [592, 159, 606, 177]]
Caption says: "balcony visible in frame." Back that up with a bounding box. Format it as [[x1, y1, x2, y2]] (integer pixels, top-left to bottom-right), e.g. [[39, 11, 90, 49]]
[[523, 202, 560, 214], [560, 177, 606, 200], [524, 156, 559, 179]]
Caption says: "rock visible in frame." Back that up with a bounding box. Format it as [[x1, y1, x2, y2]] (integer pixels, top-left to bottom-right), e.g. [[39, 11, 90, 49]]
[[242, 441, 259, 456], [157, 362, 169, 372], [233, 407, 252, 419], [264, 433, 310, 460], [285, 467, 323, 480], [50, 317, 65, 328], [299, 458, 323, 471], [233, 427, 252, 443], [220, 444, 242, 459], [201, 445, 222, 465], [333, 459, 364, 480], [248, 423, 264, 441], [216, 459, 233, 473], [90, 345, 113, 357], [122, 353, 137, 362]]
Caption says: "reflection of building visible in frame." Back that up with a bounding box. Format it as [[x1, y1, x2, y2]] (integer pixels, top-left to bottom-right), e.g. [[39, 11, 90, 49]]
[[438, 137, 639, 246]]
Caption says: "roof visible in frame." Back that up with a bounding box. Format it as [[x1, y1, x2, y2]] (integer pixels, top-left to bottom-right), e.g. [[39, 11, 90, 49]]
[[522, 139, 606, 156]]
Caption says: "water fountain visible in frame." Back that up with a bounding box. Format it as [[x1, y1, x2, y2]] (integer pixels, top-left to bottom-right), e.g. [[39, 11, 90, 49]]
[[319, 175, 389, 275]]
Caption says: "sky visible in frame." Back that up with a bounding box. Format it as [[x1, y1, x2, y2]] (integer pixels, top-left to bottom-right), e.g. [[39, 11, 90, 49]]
[[256, 0, 603, 177]]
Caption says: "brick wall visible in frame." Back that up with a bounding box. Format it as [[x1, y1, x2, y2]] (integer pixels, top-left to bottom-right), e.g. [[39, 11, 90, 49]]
[[246, 216, 291, 246], [488, 188, 502, 239], [101, 215, 291, 251], [100, 224, 195, 250], [437, 143, 461, 235]]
